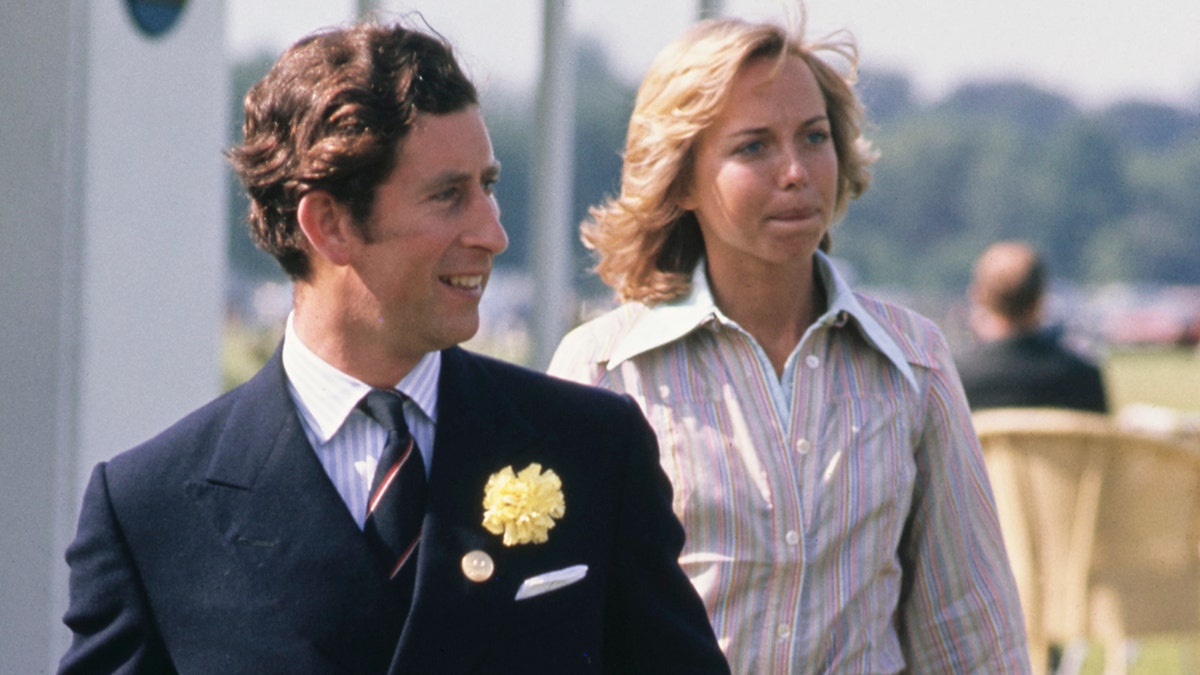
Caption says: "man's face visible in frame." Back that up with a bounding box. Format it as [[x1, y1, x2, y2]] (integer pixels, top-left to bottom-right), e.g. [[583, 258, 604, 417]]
[[344, 105, 508, 362]]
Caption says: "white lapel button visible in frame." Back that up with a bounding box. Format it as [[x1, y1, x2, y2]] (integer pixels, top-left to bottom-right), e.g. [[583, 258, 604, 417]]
[[461, 550, 495, 582]]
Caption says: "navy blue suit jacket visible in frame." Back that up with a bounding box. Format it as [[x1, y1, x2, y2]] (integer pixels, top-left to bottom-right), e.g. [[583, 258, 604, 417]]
[[59, 346, 728, 674]]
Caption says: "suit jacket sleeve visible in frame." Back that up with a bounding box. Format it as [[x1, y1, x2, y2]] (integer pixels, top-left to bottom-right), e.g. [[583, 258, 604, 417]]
[[59, 463, 174, 675], [602, 396, 730, 673]]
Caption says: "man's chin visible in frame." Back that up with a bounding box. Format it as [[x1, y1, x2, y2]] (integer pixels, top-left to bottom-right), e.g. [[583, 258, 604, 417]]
[[442, 318, 482, 350]]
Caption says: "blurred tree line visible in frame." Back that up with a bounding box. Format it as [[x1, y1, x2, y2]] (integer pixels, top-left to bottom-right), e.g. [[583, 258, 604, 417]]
[[227, 41, 1200, 306]]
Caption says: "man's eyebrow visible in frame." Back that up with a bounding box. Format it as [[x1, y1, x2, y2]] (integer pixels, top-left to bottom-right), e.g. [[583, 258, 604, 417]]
[[424, 163, 502, 191], [425, 170, 472, 191]]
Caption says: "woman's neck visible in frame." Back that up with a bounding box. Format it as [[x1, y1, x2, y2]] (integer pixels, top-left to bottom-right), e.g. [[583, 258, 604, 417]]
[[706, 256, 824, 377]]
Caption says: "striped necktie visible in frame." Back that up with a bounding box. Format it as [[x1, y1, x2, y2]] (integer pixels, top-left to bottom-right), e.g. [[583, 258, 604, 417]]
[[358, 388, 428, 582]]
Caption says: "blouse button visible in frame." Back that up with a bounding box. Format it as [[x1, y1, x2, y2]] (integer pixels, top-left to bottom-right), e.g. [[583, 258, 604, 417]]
[[785, 530, 801, 546], [777, 623, 792, 639], [805, 354, 820, 369], [795, 438, 811, 454]]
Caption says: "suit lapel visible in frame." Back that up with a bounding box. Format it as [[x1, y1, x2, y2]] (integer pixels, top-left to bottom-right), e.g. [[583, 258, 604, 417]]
[[187, 348, 397, 671], [194, 348, 361, 552], [430, 346, 543, 474], [390, 347, 550, 672]]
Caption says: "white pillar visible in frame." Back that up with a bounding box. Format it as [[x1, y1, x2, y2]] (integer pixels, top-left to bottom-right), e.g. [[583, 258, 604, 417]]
[[357, 0, 380, 18], [699, 0, 724, 18], [530, 0, 576, 368], [0, 1, 227, 671]]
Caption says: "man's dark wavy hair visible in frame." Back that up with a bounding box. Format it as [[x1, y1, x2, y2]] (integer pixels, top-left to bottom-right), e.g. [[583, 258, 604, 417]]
[[227, 21, 478, 279]]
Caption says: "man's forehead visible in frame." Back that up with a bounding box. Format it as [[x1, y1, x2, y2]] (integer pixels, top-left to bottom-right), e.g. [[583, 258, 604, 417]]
[[395, 109, 495, 177]]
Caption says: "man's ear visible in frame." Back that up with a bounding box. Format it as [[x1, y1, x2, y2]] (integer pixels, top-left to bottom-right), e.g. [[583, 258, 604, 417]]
[[297, 190, 355, 266]]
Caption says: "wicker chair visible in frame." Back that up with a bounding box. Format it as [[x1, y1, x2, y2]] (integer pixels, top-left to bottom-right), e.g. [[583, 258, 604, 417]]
[[973, 407, 1200, 675]]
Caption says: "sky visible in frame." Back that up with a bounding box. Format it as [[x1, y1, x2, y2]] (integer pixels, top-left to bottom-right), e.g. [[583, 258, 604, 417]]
[[227, 0, 1200, 110]]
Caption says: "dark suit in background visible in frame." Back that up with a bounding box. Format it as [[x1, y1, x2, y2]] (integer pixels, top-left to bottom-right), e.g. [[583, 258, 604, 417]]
[[956, 241, 1109, 414], [956, 329, 1109, 412]]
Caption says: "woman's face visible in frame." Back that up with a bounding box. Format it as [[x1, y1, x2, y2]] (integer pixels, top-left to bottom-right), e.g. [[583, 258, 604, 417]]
[[678, 54, 838, 274]]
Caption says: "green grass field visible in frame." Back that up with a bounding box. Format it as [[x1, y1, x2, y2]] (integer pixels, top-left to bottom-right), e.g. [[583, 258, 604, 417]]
[[1105, 347, 1200, 413]]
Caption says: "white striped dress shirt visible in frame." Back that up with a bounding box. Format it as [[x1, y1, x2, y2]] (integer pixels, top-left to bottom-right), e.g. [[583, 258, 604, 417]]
[[549, 252, 1030, 673], [281, 314, 439, 529]]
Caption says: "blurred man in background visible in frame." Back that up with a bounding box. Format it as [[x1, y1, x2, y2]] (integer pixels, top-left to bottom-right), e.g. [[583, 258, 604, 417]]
[[956, 240, 1108, 412]]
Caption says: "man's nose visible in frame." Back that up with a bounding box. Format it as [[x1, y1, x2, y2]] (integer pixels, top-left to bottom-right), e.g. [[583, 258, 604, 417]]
[[466, 193, 508, 254]]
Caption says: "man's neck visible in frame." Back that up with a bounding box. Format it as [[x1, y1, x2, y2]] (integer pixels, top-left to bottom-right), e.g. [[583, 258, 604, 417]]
[[291, 286, 422, 389], [972, 310, 1039, 343]]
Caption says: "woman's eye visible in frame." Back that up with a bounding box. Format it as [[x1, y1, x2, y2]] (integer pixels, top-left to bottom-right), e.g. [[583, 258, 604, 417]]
[[806, 130, 830, 145], [736, 140, 765, 156]]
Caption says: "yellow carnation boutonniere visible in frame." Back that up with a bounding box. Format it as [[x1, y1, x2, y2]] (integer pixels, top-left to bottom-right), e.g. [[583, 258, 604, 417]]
[[482, 463, 565, 546]]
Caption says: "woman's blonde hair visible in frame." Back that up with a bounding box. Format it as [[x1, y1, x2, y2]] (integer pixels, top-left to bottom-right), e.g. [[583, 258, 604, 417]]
[[584, 15, 877, 303]]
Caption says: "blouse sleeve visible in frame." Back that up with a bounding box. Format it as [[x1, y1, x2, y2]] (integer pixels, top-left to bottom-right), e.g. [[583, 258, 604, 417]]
[[897, 330, 1032, 673]]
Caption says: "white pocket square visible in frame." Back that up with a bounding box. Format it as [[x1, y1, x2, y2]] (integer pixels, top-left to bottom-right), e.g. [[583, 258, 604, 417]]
[[514, 564, 588, 601]]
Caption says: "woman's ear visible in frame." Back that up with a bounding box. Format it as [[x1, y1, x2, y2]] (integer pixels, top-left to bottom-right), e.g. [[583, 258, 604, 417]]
[[671, 174, 696, 212], [297, 191, 354, 266]]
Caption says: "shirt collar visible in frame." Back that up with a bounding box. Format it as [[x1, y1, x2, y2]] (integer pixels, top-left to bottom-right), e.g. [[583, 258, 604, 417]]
[[606, 263, 723, 368], [814, 251, 919, 391], [281, 312, 441, 443], [607, 251, 918, 391]]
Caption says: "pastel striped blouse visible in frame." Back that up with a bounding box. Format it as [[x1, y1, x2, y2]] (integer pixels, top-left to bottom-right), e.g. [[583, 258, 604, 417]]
[[549, 253, 1030, 673]]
